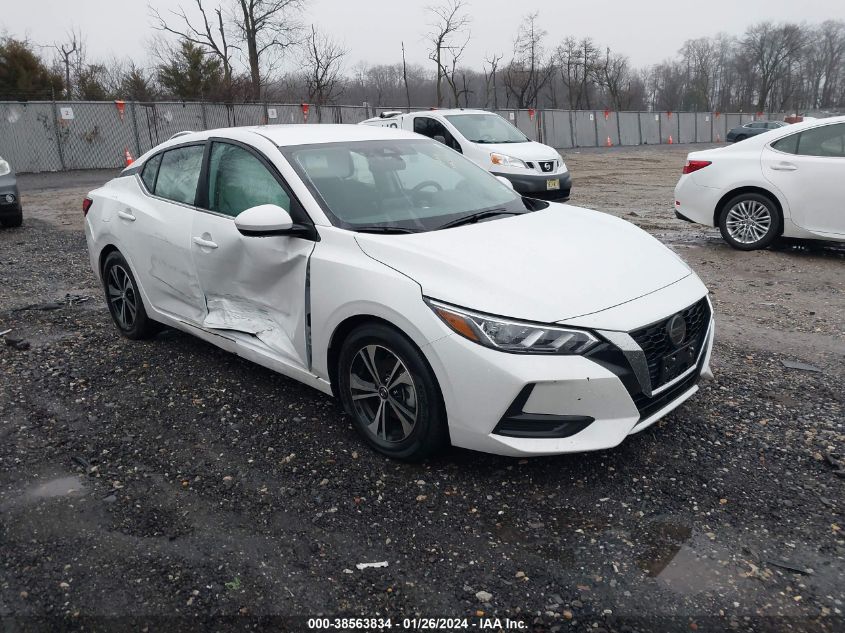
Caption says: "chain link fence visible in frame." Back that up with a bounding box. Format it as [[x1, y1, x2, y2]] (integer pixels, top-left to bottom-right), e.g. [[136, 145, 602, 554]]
[[0, 100, 790, 173]]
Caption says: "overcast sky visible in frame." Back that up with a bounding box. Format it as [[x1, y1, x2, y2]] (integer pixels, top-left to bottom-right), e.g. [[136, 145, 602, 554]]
[[4, 0, 844, 72]]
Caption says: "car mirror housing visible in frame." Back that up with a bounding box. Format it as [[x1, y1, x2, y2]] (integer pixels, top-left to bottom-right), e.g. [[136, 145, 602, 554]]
[[235, 204, 317, 240], [495, 175, 515, 190]]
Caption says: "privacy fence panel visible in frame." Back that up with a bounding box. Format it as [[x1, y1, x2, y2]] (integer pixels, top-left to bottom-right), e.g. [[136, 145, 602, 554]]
[[678, 112, 696, 144], [542, 110, 574, 149], [572, 111, 598, 147], [618, 112, 640, 146], [55, 101, 136, 170], [659, 112, 679, 143], [711, 114, 728, 142], [639, 112, 661, 144], [0, 102, 62, 173], [595, 111, 620, 147]]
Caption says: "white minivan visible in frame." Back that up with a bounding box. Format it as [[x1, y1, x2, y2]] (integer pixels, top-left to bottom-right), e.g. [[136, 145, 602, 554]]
[[361, 109, 571, 201]]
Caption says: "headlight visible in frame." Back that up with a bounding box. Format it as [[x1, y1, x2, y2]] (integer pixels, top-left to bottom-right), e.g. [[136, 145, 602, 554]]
[[0, 158, 10, 177], [427, 299, 599, 355], [490, 153, 528, 169]]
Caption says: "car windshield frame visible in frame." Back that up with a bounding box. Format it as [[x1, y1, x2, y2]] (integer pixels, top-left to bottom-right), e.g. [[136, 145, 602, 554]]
[[444, 113, 530, 144], [280, 138, 539, 233]]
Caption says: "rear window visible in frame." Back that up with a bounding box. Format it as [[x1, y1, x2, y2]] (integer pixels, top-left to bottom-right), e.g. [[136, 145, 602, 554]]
[[141, 154, 162, 192], [153, 145, 205, 205], [771, 133, 799, 155]]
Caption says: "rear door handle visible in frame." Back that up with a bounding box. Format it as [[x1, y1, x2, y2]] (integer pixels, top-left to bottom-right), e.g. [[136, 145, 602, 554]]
[[771, 163, 797, 171], [192, 236, 218, 249], [117, 209, 136, 221]]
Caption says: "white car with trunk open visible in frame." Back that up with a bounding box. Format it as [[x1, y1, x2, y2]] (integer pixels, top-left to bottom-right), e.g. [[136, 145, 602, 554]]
[[84, 124, 713, 460], [361, 109, 572, 201]]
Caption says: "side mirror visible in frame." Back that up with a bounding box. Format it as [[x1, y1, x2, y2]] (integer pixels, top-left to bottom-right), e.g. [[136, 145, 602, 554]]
[[495, 175, 515, 190], [235, 204, 294, 236], [432, 134, 447, 144]]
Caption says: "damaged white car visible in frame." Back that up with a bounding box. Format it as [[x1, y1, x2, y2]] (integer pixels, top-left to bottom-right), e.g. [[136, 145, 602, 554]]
[[84, 125, 714, 460]]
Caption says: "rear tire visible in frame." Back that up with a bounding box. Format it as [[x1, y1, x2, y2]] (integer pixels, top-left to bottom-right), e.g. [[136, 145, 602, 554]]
[[718, 192, 781, 251], [102, 251, 160, 340], [337, 323, 448, 461], [1, 211, 22, 228]]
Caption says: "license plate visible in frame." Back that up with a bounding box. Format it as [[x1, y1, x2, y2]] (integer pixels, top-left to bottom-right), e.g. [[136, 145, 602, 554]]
[[659, 343, 697, 384], [546, 179, 560, 190]]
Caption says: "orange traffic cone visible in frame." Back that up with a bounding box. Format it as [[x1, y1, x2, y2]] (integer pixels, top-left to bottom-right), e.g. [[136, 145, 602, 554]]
[[605, 136, 612, 147], [668, 135, 674, 145], [124, 147, 134, 166]]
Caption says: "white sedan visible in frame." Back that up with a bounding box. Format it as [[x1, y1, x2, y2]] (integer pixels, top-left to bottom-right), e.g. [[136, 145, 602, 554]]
[[84, 124, 713, 460], [674, 116, 845, 250]]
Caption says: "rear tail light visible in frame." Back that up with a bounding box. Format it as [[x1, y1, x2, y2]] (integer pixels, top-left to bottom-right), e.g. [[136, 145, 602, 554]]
[[82, 197, 93, 215], [682, 160, 711, 174]]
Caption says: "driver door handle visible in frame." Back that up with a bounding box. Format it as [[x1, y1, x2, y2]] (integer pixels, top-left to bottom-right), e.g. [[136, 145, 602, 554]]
[[771, 162, 797, 171], [192, 236, 218, 249]]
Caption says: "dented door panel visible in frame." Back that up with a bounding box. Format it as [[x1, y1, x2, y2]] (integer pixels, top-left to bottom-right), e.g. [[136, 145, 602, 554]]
[[190, 211, 314, 368]]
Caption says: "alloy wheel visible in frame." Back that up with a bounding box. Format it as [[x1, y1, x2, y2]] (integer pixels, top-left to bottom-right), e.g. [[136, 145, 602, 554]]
[[106, 264, 138, 330], [348, 344, 418, 443], [725, 200, 772, 245]]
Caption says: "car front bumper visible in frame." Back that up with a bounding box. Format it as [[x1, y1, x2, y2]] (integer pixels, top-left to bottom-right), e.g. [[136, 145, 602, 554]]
[[424, 277, 713, 457], [493, 170, 572, 201], [0, 176, 21, 216]]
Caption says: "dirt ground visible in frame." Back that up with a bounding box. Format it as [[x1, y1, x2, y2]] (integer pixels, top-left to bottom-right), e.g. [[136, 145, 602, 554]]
[[1, 145, 843, 632]]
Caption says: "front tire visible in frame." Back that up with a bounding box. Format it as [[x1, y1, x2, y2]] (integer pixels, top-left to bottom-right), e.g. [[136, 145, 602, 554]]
[[102, 251, 160, 339], [718, 193, 781, 251], [337, 324, 448, 461]]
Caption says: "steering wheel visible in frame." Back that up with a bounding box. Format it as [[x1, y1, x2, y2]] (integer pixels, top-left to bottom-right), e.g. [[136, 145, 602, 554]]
[[412, 181, 444, 194]]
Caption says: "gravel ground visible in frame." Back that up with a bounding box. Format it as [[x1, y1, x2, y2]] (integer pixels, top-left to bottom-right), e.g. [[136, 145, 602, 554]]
[[1, 145, 843, 632]]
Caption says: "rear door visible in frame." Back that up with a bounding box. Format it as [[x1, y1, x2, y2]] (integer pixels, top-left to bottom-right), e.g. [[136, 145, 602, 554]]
[[762, 122, 845, 236], [125, 144, 207, 323], [190, 138, 315, 368]]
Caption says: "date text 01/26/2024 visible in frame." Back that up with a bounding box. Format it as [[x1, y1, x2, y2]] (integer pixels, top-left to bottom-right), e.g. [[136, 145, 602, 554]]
[[307, 617, 528, 630]]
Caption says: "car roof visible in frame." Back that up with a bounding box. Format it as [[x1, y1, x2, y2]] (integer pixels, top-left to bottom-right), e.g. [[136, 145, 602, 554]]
[[152, 123, 421, 150], [421, 109, 495, 116]]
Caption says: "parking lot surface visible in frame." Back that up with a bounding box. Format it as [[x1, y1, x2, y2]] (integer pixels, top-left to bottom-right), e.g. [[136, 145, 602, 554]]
[[1, 145, 843, 631]]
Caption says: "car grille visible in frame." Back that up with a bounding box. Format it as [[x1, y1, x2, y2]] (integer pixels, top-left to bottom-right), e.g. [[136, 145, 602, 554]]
[[538, 160, 555, 173], [629, 298, 711, 390], [632, 368, 700, 421]]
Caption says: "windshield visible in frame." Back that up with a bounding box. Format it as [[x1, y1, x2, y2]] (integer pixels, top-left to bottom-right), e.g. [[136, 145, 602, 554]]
[[444, 113, 529, 144], [283, 139, 527, 232]]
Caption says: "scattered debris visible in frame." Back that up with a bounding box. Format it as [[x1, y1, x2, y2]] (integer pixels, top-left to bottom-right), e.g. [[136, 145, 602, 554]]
[[766, 559, 811, 575], [824, 452, 845, 478], [355, 561, 388, 571], [224, 577, 242, 590], [0, 328, 11, 337], [4, 336, 30, 351], [475, 590, 493, 602], [780, 360, 822, 373]]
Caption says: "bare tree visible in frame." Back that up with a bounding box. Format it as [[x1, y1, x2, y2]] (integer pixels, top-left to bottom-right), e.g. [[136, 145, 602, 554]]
[[302, 25, 347, 109], [401, 42, 412, 111], [482, 52, 502, 108], [234, 0, 302, 100], [595, 47, 633, 110], [426, 0, 471, 107], [52, 30, 82, 99], [503, 12, 554, 109], [742, 22, 806, 111], [150, 0, 235, 98]]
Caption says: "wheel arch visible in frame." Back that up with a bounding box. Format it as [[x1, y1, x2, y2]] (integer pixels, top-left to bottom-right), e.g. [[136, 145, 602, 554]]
[[326, 314, 445, 406], [713, 186, 784, 231], [98, 244, 121, 277]]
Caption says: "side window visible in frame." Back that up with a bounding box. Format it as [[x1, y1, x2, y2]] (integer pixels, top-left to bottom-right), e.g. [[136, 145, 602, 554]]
[[141, 154, 162, 192], [154, 145, 204, 205], [206, 142, 291, 217], [771, 133, 799, 155], [797, 123, 845, 158], [413, 117, 462, 153]]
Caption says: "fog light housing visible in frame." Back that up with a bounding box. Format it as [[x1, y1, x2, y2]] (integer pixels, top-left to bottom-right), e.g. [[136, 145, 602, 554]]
[[4, 194, 15, 204]]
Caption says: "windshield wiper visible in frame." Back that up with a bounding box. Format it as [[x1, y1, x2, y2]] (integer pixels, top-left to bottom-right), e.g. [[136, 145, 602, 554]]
[[436, 209, 521, 230], [354, 225, 419, 234]]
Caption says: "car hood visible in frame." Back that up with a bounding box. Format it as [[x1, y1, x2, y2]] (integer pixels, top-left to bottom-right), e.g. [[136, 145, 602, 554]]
[[481, 140, 559, 161], [355, 205, 692, 324]]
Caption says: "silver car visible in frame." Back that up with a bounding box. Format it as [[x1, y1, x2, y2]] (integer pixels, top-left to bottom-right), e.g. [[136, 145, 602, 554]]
[[0, 155, 22, 228]]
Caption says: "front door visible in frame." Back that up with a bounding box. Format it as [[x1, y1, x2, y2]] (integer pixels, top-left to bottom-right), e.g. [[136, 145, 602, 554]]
[[190, 140, 315, 368], [762, 122, 845, 236]]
